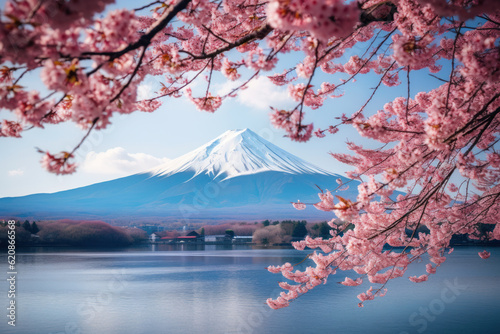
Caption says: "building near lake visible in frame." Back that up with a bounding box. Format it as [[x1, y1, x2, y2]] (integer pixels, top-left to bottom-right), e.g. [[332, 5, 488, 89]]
[[233, 236, 253, 243], [150, 233, 160, 242], [158, 231, 204, 243]]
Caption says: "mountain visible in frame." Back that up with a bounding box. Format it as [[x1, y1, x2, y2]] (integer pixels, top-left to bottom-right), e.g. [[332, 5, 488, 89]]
[[0, 129, 359, 222]]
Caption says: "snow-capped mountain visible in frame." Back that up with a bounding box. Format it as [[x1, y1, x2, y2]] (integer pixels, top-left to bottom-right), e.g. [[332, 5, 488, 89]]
[[0, 129, 358, 221], [149, 129, 332, 180]]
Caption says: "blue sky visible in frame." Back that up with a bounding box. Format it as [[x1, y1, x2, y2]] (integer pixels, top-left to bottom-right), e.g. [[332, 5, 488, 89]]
[[0, 0, 444, 198]]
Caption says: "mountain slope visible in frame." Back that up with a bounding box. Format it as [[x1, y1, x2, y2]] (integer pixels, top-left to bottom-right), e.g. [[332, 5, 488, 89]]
[[0, 129, 358, 221], [149, 128, 334, 179]]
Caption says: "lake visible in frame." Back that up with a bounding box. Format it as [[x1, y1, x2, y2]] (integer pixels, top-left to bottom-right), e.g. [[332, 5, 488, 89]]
[[0, 245, 499, 334]]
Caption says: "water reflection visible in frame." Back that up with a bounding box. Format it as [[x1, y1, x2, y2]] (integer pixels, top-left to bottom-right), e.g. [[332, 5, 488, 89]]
[[0, 247, 499, 334]]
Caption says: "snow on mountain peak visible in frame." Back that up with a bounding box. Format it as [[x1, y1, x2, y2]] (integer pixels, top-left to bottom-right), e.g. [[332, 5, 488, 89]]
[[149, 128, 336, 180]]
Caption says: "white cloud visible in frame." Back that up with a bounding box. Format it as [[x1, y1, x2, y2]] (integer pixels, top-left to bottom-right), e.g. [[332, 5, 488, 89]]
[[239, 77, 294, 110], [137, 82, 154, 100], [81, 147, 170, 175], [216, 76, 294, 111], [8, 169, 24, 176]]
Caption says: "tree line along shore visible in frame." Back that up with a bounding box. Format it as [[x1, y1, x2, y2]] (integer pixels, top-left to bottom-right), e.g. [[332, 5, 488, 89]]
[[0, 219, 498, 248]]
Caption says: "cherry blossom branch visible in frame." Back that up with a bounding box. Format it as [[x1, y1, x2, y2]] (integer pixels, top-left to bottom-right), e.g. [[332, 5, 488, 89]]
[[202, 58, 215, 108], [69, 118, 98, 157], [83, 0, 192, 60], [445, 23, 462, 114], [368, 166, 456, 240], [320, 28, 397, 97], [295, 43, 320, 130], [144, 61, 210, 101], [445, 94, 500, 143], [111, 46, 147, 103], [405, 66, 410, 124], [202, 24, 232, 45], [185, 23, 273, 60], [134, 1, 163, 12], [463, 107, 499, 156], [222, 71, 260, 99]]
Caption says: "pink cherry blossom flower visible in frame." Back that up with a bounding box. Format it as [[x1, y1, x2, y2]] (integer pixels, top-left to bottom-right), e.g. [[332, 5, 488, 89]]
[[136, 100, 162, 113], [314, 190, 336, 212], [292, 200, 307, 210], [314, 129, 326, 138], [185, 88, 222, 113], [478, 251, 491, 259], [409, 274, 429, 283], [340, 277, 363, 286], [40, 151, 77, 175], [0, 120, 22, 137], [221, 58, 242, 81]]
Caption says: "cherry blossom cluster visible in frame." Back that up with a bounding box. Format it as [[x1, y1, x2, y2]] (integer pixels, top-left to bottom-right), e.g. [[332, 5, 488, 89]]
[[266, 0, 360, 42], [270, 107, 314, 142], [416, 0, 500, 20], [266, 1, 500, 308], [185, 88, 222, 113], [40, 151, 77, 175], [0, 0, 499, 309]]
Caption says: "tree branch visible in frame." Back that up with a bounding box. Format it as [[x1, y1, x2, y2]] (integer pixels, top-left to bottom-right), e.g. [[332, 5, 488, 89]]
[[185, 23, 273, 60], [82, 0, 192, 60]]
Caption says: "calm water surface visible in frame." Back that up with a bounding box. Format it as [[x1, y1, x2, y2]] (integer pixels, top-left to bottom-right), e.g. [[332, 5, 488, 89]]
[[0, 245, 499, 334]]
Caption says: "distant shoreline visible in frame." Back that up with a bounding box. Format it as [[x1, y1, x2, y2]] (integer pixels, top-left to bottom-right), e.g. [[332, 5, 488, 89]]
[[2, 241, 499, 252]]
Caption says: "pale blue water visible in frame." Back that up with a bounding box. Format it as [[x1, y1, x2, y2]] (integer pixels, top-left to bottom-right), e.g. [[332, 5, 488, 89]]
[[0, 245, 499, 334]]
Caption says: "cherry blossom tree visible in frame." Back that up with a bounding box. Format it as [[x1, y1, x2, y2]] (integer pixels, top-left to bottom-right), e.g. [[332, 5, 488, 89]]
[[1, 0, 499, 309]]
